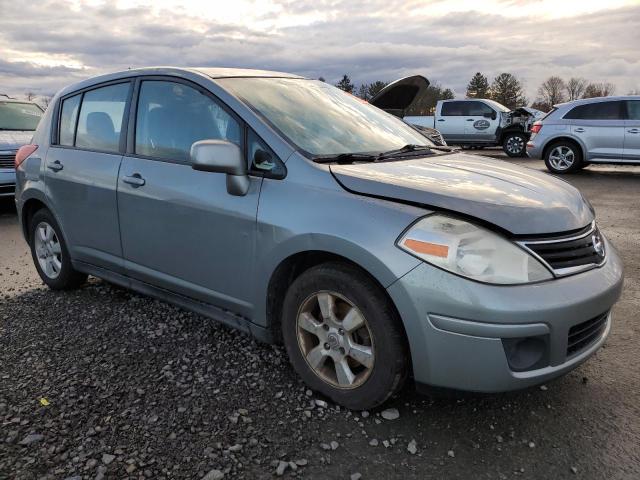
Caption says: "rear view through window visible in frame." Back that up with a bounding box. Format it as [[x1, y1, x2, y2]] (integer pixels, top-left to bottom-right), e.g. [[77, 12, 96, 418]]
[[564, 101, 624, 120], [0, 101, 43, 131]]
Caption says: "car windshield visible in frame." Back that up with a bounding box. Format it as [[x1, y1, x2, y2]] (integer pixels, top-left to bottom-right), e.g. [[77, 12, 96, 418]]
[[0, 102, 43, 131], [217, 77, 434, 156]]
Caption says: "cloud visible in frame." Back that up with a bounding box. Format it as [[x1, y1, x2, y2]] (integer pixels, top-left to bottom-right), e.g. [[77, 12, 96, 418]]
[[0, 0, 638, 100]]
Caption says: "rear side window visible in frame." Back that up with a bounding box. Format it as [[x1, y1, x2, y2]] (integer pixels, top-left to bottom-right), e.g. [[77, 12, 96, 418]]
[[467, 101, 494, 116], [135, 80, 242, 163], [441, 101, 467, 116], [75, 83, 130, 153], [564, 101, 624, 120], [58, 95, 81, 146], [626, 101, 640, 120]]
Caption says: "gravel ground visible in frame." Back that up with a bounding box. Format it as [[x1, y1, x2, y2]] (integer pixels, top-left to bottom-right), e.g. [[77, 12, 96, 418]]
[[1, 157, 639, 479]]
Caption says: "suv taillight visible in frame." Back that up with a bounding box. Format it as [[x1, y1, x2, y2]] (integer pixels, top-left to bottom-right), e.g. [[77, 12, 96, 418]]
[[530, 122, 542, 134], [15, 144, 38, 168]]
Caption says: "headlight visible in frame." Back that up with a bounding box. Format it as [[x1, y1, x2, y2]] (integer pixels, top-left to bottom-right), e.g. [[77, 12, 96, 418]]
[[397, 215, 553, 285]]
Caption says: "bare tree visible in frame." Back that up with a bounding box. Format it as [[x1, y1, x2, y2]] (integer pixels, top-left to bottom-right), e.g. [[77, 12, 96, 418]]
[[41, 96, 53, 109], [537, 76, 566, 107], [25, 91, 37, 101], [627, 88, 639, 95], [583, 82, 616, 98], [565, 77, 588, 101]]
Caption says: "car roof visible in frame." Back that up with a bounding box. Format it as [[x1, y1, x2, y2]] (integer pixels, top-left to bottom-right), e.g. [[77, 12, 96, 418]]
[[56, 67, 305, 98], [555, 95, 640, 109]]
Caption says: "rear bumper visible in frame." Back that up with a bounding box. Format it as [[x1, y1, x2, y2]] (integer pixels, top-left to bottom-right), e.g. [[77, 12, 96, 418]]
[[387, 237, 624, 392], [526, 138, 544, 159]]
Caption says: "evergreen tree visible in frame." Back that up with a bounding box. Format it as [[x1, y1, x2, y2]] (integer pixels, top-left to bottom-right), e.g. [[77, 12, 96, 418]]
[[466, 72, 490, 98], [367, 81, 388, 99], [490, 73, 528, 109], [336, 74, 355, 94]]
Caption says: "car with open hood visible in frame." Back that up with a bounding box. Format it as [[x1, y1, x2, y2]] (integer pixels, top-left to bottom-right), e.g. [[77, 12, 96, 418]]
[[386, 78, 543, 157], [15, 68, 623, 409], [0, 97, 43, 197]]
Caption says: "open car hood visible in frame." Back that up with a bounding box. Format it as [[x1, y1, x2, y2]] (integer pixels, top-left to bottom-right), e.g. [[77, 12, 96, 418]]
[[330, 153, 594, 236], [369, 75, 430, 118]]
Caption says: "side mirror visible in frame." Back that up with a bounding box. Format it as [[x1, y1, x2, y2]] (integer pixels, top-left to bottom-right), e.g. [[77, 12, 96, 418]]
[[191, 140, 249, 196], [484, 111, 496, 120]]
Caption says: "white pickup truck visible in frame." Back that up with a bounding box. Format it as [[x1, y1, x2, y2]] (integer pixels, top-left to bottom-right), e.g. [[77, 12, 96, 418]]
[[404, 99, 544, 157]]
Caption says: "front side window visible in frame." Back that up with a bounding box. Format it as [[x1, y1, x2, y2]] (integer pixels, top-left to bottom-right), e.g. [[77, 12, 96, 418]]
[[135, 80, 241, 163], [564, 101, 624, 120], [0, 101, 43, 131], [217, 78, 433, 157], [440, 101, 467, 116], [59, 94, 81, 146], [626, 101, 640, 120], [75, 83, 130, 152], [467, 101, 494, 117]]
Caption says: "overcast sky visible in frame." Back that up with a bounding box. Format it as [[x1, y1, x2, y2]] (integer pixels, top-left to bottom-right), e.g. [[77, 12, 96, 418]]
[[1, 0, 639, 103]]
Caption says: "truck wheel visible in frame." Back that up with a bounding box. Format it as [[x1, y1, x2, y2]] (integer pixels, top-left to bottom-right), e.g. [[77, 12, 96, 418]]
[[544, 141, 583, 174], [503, 133, 527, 157], [29, 208, 87, 290], [281, 262, 408, 410]]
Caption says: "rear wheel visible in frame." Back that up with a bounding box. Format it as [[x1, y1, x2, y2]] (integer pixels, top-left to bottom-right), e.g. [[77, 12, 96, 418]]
[[544, 141, 583, 174], [503, 132, 527, 157], [281, 262, 408, 410], [29, 209, 87, 290]]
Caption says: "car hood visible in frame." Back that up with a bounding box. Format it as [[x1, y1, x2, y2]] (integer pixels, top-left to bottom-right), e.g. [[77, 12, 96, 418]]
[[0, 130, 34, 152], [330, 153, 594, 235]]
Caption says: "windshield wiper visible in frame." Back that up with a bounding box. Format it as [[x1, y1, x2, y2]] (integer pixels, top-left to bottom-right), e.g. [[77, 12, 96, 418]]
[[377, 144, 453, 159], [313, 152, 380, 164]]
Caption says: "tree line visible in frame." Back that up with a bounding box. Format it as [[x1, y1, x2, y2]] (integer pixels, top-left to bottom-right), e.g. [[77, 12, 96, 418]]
[[333, 72, 628, 114]]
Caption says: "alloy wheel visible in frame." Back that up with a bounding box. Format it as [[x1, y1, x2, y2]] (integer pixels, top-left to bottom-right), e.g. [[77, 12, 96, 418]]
[[548, 146, 575, 171], [296, 291, 374, 389], [506, 135, 525, 155], [34, 221, 62, 279]]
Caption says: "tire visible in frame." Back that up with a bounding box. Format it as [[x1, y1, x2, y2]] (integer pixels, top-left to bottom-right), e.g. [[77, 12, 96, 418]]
[[281, 262, 408, 410], [502, 132, 527, 157], [544, 141, 583, 174], [29, 208, 87, 290]]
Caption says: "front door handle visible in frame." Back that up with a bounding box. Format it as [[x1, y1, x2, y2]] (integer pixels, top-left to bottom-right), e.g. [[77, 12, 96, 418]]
[[466, 118, 475, 121], [122, 173, 146, 187], [574, 128, 585, 133], [628, 128, 640, 134], [47, 160, 63, 172], [437, 119, 445, 122]]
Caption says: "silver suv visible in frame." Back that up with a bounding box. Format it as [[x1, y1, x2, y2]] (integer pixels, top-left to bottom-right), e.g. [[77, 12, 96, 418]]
[[15, 68, 623, 409], [527, 96, 640, 173]]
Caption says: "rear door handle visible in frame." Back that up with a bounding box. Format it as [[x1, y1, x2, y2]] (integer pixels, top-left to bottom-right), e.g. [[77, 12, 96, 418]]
[[122, 173, 146, 187], [628, 128, 639, 134], [437, 119, 445, 122], [47, 160, 63, 172], [574, 128, 585, 133]]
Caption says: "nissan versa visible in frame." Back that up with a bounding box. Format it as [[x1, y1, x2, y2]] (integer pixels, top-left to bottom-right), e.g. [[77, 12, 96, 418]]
[[15, 68, 624, 409]]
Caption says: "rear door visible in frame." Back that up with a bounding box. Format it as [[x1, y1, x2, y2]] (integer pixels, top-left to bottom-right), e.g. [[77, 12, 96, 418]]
[[463, 101, 499, 142], [117, 78, 262, 318], [623, 100, 640, 161], [564, 100, 626, 161], [437, 101, 468, 143], [45, 81, 132, 273]]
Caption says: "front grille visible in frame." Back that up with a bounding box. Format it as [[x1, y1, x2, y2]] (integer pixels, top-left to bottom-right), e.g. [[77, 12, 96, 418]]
[[522, 223, 605, 275], [0, 184, 15, 195], [567, 311, 609, 356], [0, 154, 15, 169]]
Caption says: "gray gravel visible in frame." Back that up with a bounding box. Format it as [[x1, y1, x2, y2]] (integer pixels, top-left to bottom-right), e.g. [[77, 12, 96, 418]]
[[1, 157, 640, 479]]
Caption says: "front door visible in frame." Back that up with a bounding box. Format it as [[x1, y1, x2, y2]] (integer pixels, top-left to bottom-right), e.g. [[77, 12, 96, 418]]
[[45, 82, 131, 272], [624, 100, 640, 161], [463, 101, 499, 142], [117, 79, 261, 318]]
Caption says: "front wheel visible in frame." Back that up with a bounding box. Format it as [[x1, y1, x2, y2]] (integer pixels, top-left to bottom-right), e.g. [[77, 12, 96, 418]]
[[29, 208, 87, 290], [281, 262, 408, 410], [503, 133, 527, 157], [544, 141, 583, 174]]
